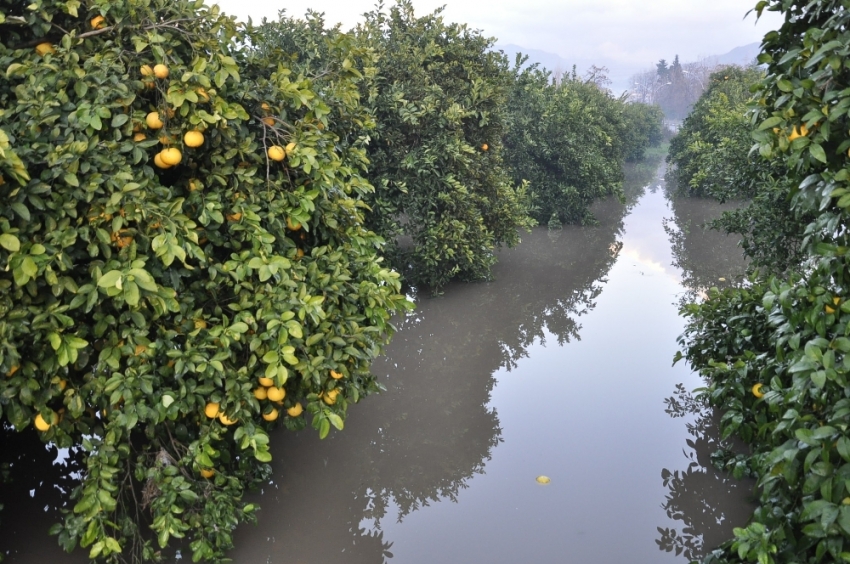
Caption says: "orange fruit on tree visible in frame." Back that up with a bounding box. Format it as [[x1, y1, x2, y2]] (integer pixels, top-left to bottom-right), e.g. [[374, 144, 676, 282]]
[[286, 217, 301, 231], [196, 88, 210, 102], [35, 43, 55, 56], [261, 102, 271, 111], [218, 412, 238, 426], [285, 142, 296, 155], [323, 389, 339, 405], [204, 402, 220, 418], [258, 376, 274, 387], [200, 468, 215, 479], [752, 383, 765, 398], [133, 132, 147, 142], [226, 212, 242, 222], [262, 408, 279, 422], [145, 111, 163, 129], [481, 143, 489, 151], [184, 130, 204, 148], [153, 153, 172, 169], [267, 145, 285, 161], [34, 413, 51, 431], [160, 148, 182, 166], [266, 386, 285, 402], [295, 248, 304, 259], [262, 117, 275, 126], [153, 64, 169, 79], [253, 387, 268, 400], [286, 403, 303, 417], [330, 370, 343, 380], [140, 64, 154, 77], [90, 15, 105, 29]]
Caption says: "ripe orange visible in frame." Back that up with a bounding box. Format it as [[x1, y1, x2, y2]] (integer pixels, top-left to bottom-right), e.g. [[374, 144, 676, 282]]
[[258, 377, 274, 387], [90, 15, 105, 29], [330, 370, 343, 380], [226, 212, 243, 222], [218, 412, 238, 426], [323, 389, 339, 405], [266, 387, 285, 402], [200, 468, 215, 479], [153, 153, 172, 169], [34, 413, 51, 431], [261, 102, 271, 111], [752, 383, 765, 398], [262, 117, 275, 126], [204, 402, 220, 418], [286, 217, 302, 231], [189, 179, 200, 191], [295, 248, 304, 259], [140, 64, 154, 77], [160, 148, 182, 166], [35, 43, 55, 56], [262, 408, 280, 422], [285, 142, 296, 155], [153, 64, 169, 79], [184, 130, 204, 148], [286, 403, 303, 417], [133, 132, 147, 142], [253, 387, 268, 400], [267, 145, 285, 161], [481, 143, 489, 151], [145, 111, 164, 129]]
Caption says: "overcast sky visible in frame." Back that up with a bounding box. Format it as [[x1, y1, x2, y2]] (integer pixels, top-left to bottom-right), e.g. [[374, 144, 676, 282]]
[[214, 0, 782, 72]]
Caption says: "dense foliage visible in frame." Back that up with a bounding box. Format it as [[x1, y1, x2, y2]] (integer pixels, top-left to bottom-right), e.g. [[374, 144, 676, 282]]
[[354, 1, 533, 291], [504, 63, 663, 227], [668, 65, 810, 274], [0, 0, 410, 561], [676, 1, 850, 563]]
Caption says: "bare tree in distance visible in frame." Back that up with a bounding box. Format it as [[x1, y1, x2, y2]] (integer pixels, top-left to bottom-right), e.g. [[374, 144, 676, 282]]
[[629, 55, 726, 119]]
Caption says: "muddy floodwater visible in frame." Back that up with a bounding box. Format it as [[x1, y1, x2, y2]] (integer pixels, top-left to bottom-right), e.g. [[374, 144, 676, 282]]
[[1, 158, 755, 563]]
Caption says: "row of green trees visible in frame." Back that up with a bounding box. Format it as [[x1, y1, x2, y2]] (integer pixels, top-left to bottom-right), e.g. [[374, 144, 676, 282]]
[[670, 1, 850, 562], [0, 0, 662, 561]]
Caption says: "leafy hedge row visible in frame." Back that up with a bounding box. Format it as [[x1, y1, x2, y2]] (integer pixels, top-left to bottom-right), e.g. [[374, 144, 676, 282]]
[[675, 1, 850, 563]]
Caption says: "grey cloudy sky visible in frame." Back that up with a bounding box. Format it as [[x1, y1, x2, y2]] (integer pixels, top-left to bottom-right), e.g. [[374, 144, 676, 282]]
[[214, 0, 782, 73]]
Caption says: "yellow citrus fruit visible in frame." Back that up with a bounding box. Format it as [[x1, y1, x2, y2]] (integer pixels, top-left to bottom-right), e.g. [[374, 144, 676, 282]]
[[196, 88, 210, 102], [160, 148, 182, 166], [262, 408, 279, 422], [323, 389, 339, 405], [286, 217, 302, 231], [226, 212, 242, 222], [194, 319, 207, 330], [204, 402, 220, 418], [267, 386, 285, 402], [34, 413, 51, 431], [261, 102, 271, 111], [90, 15, 105, 29], [145, 111, 164, 129], [141, 64, 154, 77], [481, 143, 489, 151], [330, 370, 343, 380], [218, 412, 238, 426], [253, 387, 268, 400], [262, 117, 276, 126], [200, 468, 215, 479], [7, 365, 19, 377], [133, 132, 147, 142], [268, 145, 285, 161], [35, 43, 55, 56], [826, 305, 836, 314], [536, 475, 551, 484], [258, 377, 274, 387], [58, 379, 67, 391], [752, 383, 765, 398], [153, 153, 171, 169], [285, 142, 296, 155], [835, 297, 842, 305], [295, 248, 305, 259], [184, 130, 204, 148], [153, 64, 169, 79], [286, 403, 303, 417]]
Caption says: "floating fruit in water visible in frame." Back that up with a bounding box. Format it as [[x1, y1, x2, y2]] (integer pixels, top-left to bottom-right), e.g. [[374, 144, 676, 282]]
[[536, 475, 551, 485]]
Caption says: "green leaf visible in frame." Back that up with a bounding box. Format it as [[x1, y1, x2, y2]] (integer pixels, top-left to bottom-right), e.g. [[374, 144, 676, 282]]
[[809, 144, 827, 163], [0, 234, 20, 252], [98, 270, 122, 288]]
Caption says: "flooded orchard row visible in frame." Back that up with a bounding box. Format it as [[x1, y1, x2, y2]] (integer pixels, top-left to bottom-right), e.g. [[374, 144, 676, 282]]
[[1, 158, 753, 563]]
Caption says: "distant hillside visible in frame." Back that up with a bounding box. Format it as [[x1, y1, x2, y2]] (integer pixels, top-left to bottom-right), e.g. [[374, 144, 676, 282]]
[[705, 42, 761, 66]]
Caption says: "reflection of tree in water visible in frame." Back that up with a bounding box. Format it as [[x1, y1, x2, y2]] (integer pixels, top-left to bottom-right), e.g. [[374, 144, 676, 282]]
[[663, 176, 748, 301], [226, 160, 666, 564], [0, 424, 87, 563], [656, 384, 755, 562]]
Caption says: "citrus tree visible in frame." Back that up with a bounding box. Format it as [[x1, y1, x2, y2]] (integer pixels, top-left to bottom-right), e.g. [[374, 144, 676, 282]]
[[0, 0, 409, 561], [355, 0, 533, 291], [503, 62, 660, 227], [676, 2, 850, 563]]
